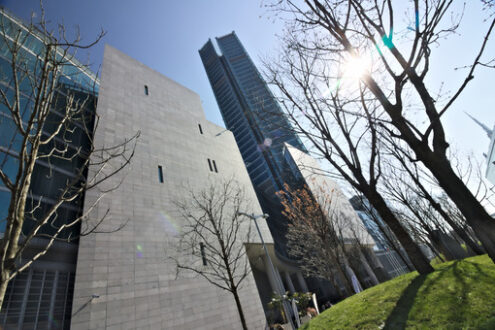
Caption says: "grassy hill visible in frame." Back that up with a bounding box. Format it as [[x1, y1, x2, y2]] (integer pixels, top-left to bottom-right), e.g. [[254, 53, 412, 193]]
[[301, 255, 495, 329]]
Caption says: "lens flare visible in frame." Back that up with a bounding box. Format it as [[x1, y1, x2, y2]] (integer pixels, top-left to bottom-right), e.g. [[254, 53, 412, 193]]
[[136, 244, 143, 258], [342, 55, 371, 80], [157, 211, 180, 237]]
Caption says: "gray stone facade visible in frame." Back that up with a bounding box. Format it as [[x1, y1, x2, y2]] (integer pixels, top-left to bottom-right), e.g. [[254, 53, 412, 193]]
[[71, 45, 272, 329]]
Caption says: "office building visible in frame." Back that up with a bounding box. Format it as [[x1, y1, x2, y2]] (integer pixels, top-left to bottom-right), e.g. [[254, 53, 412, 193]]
[[349, 196, 390, 252], [0, 12, 285, 329], [0, 9, 98, 328], [199, 31, 399, 306], [199, 32, 307, 257]]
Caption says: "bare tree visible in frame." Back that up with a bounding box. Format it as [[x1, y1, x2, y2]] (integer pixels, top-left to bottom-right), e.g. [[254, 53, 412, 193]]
[[264, 32, 433, 273], [350, 193, 415, 273], [381, 142, 485, 256], [278, 183, 378, 298], [267, 0, 495, 262], [171, 179, 255, 330], [0, 9, 138, 310]]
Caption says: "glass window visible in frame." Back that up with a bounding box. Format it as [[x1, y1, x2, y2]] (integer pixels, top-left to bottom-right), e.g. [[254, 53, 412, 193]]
[[200, 242, 207, 266], [158, 165, 164, 183], [0, 189, 10, 233], [0, 115, 23, 152], [0, 151, 19, 184], [144, 85, 149, 96]]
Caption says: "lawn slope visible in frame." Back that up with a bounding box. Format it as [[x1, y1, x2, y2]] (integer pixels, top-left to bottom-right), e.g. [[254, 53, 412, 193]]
[[302, 255, 495, 329]]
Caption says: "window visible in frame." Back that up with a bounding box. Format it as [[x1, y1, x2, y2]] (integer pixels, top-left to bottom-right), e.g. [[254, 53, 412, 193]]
[[200, 242, 207, 266], [144, 85, 149, 95], [158, 165, 164, 183], [198, 124, 203, 134], [207, 159, 218, 173]]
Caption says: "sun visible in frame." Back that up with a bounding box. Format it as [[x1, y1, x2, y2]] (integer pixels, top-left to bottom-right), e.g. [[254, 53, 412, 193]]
[[342, 55, 371, 80]]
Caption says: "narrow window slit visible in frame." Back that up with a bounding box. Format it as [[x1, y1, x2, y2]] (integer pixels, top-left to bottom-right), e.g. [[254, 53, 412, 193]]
[[158, 165, 164, 183], [200, 242, 207, 266]]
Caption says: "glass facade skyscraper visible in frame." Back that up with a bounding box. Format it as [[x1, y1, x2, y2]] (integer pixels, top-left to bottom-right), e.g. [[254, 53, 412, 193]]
[[200, 32, 307, 256], [0, 9, 98, 328]]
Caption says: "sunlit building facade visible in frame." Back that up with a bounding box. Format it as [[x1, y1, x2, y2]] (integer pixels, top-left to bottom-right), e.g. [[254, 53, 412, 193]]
[[70, 45, 271, 329]]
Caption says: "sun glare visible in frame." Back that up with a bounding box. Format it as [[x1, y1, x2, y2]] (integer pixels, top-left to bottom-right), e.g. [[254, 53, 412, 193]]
[[342, 55, 371, 80]]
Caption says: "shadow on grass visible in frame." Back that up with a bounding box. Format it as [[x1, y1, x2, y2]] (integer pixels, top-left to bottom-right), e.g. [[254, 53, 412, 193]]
[[383, 274, 427, 330], [384, 259, 493, 329], [464, 259, 495, 280]]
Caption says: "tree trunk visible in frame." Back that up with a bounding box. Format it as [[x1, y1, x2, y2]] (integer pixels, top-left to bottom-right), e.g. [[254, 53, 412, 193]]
[[420, 189, 485, 256], [443, 218, 485, 256], [348, 263, 367, 289], [335, 261, 354, 295], [232, 289, 248, 330], [366, 190, 434, 274], [360, 253, 380, 286], [390, 141, 486, 257], [371, 216, 414, 272], [429, 234, 452, 261], [425, 155, 495, 262], [0, 271, 10, 313], [361, 247, 390, 282], [327, 272, 347, 298]]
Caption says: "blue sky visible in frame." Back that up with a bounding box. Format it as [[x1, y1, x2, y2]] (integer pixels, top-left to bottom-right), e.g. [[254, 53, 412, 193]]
[[3, 0, 495, 161], [2, 0, 285, 129]]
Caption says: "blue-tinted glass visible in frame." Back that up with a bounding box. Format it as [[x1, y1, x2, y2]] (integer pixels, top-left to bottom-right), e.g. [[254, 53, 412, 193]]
[[0, 189, 10, 233], [0, 56, 12, 85], [0, 151, 19, 184], [0, 86, 14, 116], [23, 34, 44, 55], [200, 33, 311, 257], [0, 10, 98, 243], [0, 114, 23, 152]]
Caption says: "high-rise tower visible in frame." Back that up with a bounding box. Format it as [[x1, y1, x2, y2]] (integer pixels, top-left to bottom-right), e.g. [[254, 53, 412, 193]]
[[199, 32, 307, 256]]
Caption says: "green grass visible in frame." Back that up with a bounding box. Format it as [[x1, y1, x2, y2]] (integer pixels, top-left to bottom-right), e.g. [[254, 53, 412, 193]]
[[301, 255, 495, 330]]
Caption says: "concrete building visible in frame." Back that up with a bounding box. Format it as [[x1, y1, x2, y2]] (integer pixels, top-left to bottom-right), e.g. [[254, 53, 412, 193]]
[[70, 45, 279, 329], [0, 11, 305, 328]]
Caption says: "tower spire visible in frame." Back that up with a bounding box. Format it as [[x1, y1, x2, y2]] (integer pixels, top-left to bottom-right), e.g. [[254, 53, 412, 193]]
[[465, 112, 493, 139]]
